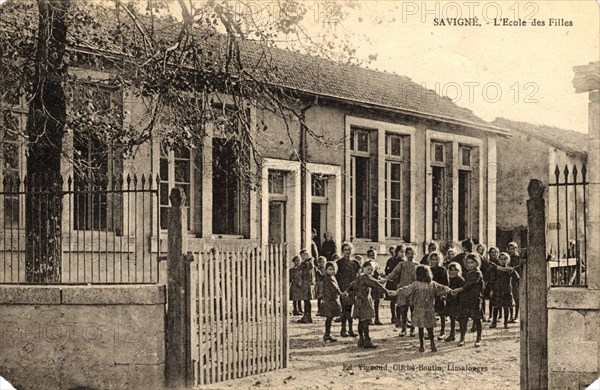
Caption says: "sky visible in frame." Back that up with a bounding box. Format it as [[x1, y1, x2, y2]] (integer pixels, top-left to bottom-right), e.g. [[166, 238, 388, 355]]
[[313, 0, 600, 133]]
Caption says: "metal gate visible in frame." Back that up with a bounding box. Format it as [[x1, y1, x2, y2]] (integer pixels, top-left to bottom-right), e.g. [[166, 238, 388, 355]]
[[190, 245, 288, 385]]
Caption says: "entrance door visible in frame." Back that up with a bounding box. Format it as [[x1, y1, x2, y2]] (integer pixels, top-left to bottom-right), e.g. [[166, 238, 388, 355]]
[[269, 201, 286, 244], [311, 203, 327, 248]]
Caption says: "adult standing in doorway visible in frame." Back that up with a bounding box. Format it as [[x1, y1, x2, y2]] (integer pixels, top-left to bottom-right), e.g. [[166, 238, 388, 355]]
[[321, 232, 338, 261]]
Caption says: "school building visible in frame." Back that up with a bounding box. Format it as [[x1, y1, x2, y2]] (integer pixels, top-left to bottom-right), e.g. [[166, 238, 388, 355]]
[[1, 48, 511, 277]]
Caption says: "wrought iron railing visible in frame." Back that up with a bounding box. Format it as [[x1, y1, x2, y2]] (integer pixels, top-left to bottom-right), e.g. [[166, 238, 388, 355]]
[[0, 173, 160, 284], [547, 164, 588, 287]]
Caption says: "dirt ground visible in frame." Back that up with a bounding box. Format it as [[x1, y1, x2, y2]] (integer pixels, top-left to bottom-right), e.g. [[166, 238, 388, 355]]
[[201, 302, 520, 390]]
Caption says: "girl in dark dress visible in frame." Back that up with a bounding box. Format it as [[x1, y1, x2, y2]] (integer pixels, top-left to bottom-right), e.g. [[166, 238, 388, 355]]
[[490, 252, 520, 329], [289, 256, 303, 315], [315, 256, 327, 316], [336, 242, 361, 337], [320, 262, 345, 342], [384, 245, 404, 324], [486, 246, 500, 321], [346, 261, 390, 348], [444, 262, 465, 342], [450, 253, 484, 347], [428, 252, 449, 340]]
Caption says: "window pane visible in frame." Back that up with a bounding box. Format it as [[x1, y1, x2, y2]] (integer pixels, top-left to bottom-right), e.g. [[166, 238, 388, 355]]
[[434, 144, 444, 163], [311, 176, 326, 197], [174, 147, 190, 159], [160, 207, 169, 230], [389, 135, 402, 156], [3, 197, 19, 227], [160, 183, 169, 206], [462, 148, 471, 166], [357, 131, 369, 152], [391, 200, 401, 217], [269, 172, 285, 194], [174, 159, 190, 183], [159, 158, 169, 181], [390, 163, 401, 181], [391, 182, 401, 200], [391, 220, 401, 238]]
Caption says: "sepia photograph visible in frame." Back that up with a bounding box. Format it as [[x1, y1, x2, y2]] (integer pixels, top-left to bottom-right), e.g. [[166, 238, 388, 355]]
[[0, 0, 598, 389]]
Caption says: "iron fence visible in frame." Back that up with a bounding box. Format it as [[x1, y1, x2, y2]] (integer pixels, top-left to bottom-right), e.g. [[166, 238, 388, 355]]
[[547, 164, 588, 287], [0, 173, 160, 284]]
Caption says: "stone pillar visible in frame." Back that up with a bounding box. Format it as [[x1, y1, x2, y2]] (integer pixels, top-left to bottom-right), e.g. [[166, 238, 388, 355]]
[[573, 61, 600, 289]]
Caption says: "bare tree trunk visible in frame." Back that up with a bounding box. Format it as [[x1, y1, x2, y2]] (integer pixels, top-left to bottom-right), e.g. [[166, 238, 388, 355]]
[[25, 0, 69, 283]]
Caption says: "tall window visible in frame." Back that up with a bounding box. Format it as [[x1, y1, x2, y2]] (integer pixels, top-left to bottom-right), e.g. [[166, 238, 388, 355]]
[[160, 145, 193, 231], [431, 142, 450, 241], [458, 146, 472, 240], [211, 103, 250, 237], [268, 171, 287, 244], [72, 85, 122, 231], [213, 138, 243, 235], [350, 127, 372, 239], [0, 106, 26, 228], [385, 134, 405, 239]]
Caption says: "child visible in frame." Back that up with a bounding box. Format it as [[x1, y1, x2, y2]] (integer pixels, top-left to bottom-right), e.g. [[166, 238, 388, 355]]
[[444, 247, 457, 268], [366, 248, 383, 325], [346, 261, 390, 348], [336, 242, 361, 337], [384, 245, 404, 324], [319, 261, 345, 342], [476, 244, 488, 261], [490, 252, 520, 329], [384, 246, 418, 336], [487, 246, 500, 321], [390, 265, 452, 352], [420, 242, 438, 265], [289, 256, 303, 315], [507, 242, 522, 322], [450, 253, 484, 347], [297, 250, 315, 323], [428, 252, 449, 340], [315, 256, 327, 316], [443, 262, 465, 342]]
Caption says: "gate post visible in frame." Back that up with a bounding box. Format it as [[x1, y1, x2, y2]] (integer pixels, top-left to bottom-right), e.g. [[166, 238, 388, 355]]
[[522, 179, 548, 390], [165, 188, 191, 388]]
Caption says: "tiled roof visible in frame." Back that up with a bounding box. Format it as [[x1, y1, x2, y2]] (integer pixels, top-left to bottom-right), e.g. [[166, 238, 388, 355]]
[[492, 117, 588, 155], [0, 0, 509, 135], [240, 43, 509, 134]]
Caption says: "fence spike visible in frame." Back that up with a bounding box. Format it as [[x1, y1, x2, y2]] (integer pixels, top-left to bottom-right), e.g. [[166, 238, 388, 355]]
[[141, 174, 146, 189], [126, 173, 131, 189], [572, 164, 578, 182], [581, 164, 587, 181], [554, 165, 560, 181], [563, 165, 570, 183]]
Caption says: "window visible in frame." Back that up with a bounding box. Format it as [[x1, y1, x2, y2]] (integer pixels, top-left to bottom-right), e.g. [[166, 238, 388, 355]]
[[460, 146, 471, 167], [160, 145, 193, 230], [213, 138, 242, 235], [430, 141, 450, 241], [458, 145, 473, 240], [350, 127, 372, 239], [268, 171, 285, 195], [432, 142, 445, 164], [71, 84, 122, 231], [311, 175, 326, 198], [458, 170, 472, 240], [350, 128, 370, 153], [385, 134, 407, 239], [0, 107, 25, 228], [268, 170, 287, 244]]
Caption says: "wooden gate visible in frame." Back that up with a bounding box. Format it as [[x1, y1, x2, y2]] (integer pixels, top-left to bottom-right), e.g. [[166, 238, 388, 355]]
[[189, 245, 288, 385]]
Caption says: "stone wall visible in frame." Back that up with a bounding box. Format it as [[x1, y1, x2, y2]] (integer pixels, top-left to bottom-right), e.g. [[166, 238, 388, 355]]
[[547, 288, 600, 389], [0, 285, 166, 390]]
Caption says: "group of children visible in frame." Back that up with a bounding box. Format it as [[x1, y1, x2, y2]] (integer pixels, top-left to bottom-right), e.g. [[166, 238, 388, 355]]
[[289, 239, 522, 352]]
